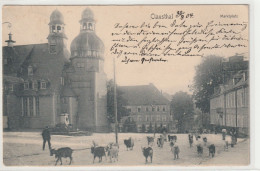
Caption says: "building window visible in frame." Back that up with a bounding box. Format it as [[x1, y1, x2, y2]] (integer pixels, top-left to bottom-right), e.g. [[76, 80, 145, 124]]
[[88, 23, 93, 30], [77, 63, 85, 68], [163, 106, 166, 112], [157, 115, 161, 121], [36, 97, 40, 116], [127, 108, 131, 113], [24, 82, 29, 90], [241, 92, 245, 107], [28, 66, 33, 76], [162, 115, 167, 121], [157, 106, 160, 111], [83, 23, 87, 30], [29, 97, 33, 116], [50, 45, 56, 53], [138, 107, 141, 112], [60, 77, 64, 85], [57, 26, 61, 32], [9, 84, 14, 91], [146, 107, 149, 112], [4, 58, 8, 65], [23, 98, 28, 116], [152, 106, 155, 112], [52, 25, 56, 32], [41, 82, 46, 89], [33, 82, 38, 90]]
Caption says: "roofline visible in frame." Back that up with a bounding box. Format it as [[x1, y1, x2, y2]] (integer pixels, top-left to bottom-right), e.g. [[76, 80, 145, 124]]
[[2, 42, 48, 48]]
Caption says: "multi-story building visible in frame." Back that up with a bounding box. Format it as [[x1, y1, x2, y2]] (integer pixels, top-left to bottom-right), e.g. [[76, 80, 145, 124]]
[[210, 55, 249, 135], [118, 84, 174, 133], [3, 8, 108, 132]]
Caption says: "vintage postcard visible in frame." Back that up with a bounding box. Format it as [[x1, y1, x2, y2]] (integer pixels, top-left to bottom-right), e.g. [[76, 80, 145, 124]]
[[2, 5, 251, 168]]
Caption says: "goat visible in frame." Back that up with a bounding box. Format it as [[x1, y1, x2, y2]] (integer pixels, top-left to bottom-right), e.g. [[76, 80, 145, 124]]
[[168, 135, 177, 142], [124, 137, 134, 150], [171, 145, 180, 160], [208, 144, 215, 157], [141, 146, 153, 163], [91, 146, 106, 163], [157, 137, 164, 148], [50, 147, 73, 166], [147, 136, 154, 146], [107, 143, 119, 162]]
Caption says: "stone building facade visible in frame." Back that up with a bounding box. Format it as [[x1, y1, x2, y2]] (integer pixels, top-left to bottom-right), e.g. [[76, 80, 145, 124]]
[[210, 55, 249, 135], [3, 8, 108, 132], [118, 84, 174, 133]]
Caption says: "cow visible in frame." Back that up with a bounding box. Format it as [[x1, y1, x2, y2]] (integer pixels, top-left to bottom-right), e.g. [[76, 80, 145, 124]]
[[157, 137, 164, 148], [124, 137, 134, 150], [141, 147, 153, 163], [208, 144, 215, 157], [91, 146, 106, 163], [50, 147, 73, 166], [147, 136, 154, 146], [107, 143, 119, 162]]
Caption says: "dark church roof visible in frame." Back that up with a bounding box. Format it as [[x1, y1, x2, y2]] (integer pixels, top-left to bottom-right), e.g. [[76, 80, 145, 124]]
[[3, 43, 70, 95], [119, 84, 170, 106]]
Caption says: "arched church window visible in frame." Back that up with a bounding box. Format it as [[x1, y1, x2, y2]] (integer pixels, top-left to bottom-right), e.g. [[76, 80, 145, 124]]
[[83, 23, 87, 30], [52, 25, 56, 33], [88, 23, 93, 30], [57, 26, 61, 32]]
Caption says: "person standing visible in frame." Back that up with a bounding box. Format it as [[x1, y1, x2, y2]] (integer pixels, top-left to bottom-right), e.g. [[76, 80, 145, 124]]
[[42, 126, 51, 150]]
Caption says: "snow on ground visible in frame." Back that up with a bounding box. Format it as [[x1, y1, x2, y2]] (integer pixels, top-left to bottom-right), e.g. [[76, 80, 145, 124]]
[[3, 132, 249, 166]]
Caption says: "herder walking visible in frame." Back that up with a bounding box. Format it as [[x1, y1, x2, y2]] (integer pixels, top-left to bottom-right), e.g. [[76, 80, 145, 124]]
[[42, 126, 51, 150]]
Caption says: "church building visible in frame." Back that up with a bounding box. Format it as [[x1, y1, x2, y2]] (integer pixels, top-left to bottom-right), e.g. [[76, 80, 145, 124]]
[[3, 8, 108, 132]]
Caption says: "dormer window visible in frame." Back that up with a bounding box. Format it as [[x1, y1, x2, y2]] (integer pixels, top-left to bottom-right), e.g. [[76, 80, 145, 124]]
[[28, 66, 33, 76], [41, 81, 46, 89], [24, 82, 29, 90]]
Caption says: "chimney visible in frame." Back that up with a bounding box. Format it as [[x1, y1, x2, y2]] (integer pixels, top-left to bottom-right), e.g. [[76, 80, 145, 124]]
[[5, 33, 16, 47]]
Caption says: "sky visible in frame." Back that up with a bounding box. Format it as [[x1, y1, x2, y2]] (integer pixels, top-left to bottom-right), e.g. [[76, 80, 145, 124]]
[[2, 5, 249, 95]]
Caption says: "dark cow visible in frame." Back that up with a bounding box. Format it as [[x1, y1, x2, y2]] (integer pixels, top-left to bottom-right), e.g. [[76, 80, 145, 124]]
[[124, 137, 134, 150], [147, 136, 154, 146], [168, 135, 177, 142], [208, 144, 215, 157], [91, 146, 106, 163], [50, 147, 73, 166], [141, 147, 153, 163]]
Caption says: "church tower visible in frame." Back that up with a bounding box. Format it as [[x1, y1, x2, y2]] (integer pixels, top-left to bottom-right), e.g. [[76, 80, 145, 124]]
[[66, 8, 108, 132], [47, 9, 67, 54]]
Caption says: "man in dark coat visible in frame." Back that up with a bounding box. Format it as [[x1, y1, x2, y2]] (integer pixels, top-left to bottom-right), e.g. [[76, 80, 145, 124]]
[[42, 126, 51, 150]]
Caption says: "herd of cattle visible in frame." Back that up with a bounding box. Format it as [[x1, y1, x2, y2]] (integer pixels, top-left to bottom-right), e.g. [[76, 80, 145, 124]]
[[48, 133, 233, 165]]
